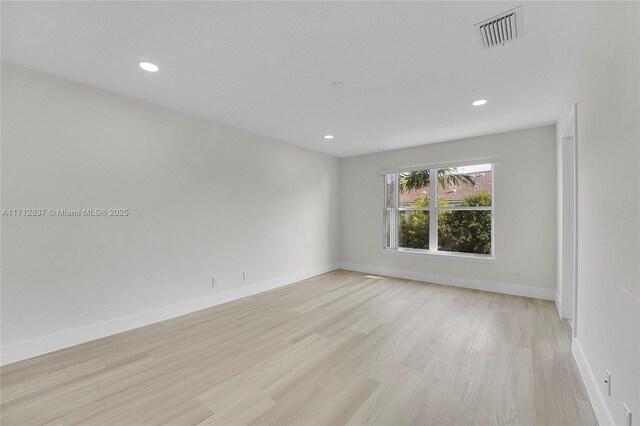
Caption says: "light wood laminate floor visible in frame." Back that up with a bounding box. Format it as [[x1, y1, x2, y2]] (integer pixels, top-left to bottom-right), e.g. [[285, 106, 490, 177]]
[[1, 270, 597, 425]]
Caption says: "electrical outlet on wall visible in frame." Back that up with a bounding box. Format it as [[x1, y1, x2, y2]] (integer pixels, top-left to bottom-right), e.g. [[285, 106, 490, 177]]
[[513, 271, 522, 280], [242, 271, 249, 281], [211, 277, 218, 287]]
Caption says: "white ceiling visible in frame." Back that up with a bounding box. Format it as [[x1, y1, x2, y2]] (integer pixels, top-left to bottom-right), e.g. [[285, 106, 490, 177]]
[[1, 1, 598, 157]]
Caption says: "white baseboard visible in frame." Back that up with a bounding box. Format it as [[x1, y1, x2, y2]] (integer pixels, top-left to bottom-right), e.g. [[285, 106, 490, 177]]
[[338, 262, 556, 300], [0, 263, 340, 366], [572, 338, 615, 426]]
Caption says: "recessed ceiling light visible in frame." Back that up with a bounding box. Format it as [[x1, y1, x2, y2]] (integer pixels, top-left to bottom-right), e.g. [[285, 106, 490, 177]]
[[324, 135, 334, 140], [472, 99, 488, 106], [138, 61, 159, 72]]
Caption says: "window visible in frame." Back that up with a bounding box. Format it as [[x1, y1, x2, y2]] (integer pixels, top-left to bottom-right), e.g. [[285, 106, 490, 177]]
[[384, 163, 494, 258]]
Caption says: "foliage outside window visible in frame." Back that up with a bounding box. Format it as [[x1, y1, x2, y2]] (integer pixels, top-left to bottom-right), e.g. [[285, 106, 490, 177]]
[[384, 164, 493, 257]]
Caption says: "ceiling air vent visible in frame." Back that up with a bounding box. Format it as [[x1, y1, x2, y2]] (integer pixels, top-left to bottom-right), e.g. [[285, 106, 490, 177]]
[[476, 7, 522, 49]]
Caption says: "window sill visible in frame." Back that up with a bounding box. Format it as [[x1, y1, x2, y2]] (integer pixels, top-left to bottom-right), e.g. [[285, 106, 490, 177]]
[[382, 248, 497, 263]]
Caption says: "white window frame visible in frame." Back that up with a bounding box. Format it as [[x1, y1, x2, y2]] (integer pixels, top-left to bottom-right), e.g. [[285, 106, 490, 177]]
[[383, 162, 496, 262]]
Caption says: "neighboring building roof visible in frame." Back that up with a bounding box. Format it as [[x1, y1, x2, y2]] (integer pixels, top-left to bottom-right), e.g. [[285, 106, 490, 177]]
[[399, 171, 492, 205]]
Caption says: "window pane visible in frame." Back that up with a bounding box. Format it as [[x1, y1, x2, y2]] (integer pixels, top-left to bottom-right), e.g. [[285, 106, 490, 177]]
[[438, 210, 492, 255], [384, 209, 391, 248], [399, 210, 429, 250], [399, 170, 430, 208], [384, 174, 397, 250], [385, 174, 395, 209], [437, 164, 492, 207]]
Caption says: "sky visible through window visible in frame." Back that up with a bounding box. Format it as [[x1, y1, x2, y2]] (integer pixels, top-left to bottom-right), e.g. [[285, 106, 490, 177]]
[[456, 164, 491, 174]]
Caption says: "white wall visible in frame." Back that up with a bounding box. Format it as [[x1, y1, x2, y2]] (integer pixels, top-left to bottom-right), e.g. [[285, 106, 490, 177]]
[[556, 3, 640, 424], [340, 125, 557, 296], [1, 63, 340, 350]]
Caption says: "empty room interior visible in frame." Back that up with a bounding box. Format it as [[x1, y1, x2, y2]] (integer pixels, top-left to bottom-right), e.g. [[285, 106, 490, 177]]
[[1, 1, 639, 425]]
